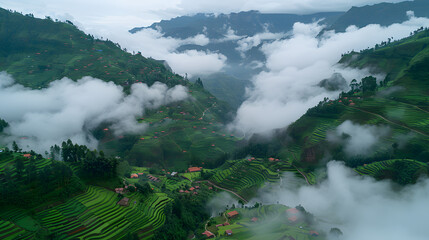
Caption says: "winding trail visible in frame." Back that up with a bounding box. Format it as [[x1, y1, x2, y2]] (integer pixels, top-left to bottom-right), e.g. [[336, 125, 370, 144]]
[[205, 180, 248, 203], [200, 102, 216, 120], [291, 164, 311, 185], [347, 105, 428, 137]]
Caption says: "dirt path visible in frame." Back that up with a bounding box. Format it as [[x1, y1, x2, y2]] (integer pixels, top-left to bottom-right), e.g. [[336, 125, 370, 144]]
[[291, 164, 311, 185], [205, 180, 248, 203], [347, 106, 428, 137], [201, 102, 216, 120]]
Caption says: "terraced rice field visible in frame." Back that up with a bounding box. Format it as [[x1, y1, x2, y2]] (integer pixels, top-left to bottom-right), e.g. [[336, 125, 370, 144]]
[[358, 98, 429, 135], [0, 207, 38, 239], [355, 159, 427, 176], [307, 119, 339, 146], [34, 186, 170, 239], [209, 159, 302, 197], [0, 219, 34, 240]]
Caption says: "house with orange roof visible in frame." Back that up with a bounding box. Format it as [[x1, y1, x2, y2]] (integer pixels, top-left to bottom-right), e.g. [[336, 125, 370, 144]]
[[227, 210, 239, 218], [225, 230, 233, 236], [286, 208, 299, 214], [188, 167, 202, 172], [202, 230, 215, 238], [23, 154, 31, 158], [130, 173, 139, 178]]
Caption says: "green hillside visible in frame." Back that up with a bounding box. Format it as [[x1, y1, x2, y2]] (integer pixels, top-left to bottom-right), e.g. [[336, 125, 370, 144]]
[[251, 28, 429, 184], [205, 204, 325, 240], [0, 8, 241, 170], [0, 8, 183, 89]]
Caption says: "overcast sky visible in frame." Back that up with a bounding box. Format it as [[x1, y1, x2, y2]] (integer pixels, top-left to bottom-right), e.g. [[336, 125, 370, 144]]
[[0, 0, 407, 34]]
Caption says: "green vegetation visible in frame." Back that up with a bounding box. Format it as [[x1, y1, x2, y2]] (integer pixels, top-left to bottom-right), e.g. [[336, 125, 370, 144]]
[[355, 159, 428, 185], [205, 204, 325, 240], [0, 8, 184, 89], [209, 158, 313, 199]]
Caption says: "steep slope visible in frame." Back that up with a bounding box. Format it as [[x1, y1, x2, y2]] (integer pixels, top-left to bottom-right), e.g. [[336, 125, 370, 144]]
[[239, 29, 429, 184], [0, 8, 185, 89], [327, 0, 429, 32], [0, 8, 240, 169]]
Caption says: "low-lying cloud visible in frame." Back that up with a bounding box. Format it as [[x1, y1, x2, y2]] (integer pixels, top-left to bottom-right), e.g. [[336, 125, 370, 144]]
[[327, 120, 391, 157], [0, 72, 188, 152], [254, 161, 429, 240], [107, 28, 227, 77], [229, 14, 429, 136]]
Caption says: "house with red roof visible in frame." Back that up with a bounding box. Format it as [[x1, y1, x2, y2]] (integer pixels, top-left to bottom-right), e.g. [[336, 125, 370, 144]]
[[23, 154, 31, 158], [188, 167, 202, 172], [309, 231, 319, 237], [225, 230, 233, 236], [115, 188, 124, 194], [251, 217, 258, 222], [286, 208, 299, 214], [202, 230, 215, 238], [227, 210, 239, 218]]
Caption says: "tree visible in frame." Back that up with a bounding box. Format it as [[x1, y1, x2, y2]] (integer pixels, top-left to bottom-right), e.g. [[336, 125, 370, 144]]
[[361, 76, 377, 93], [195, 77, 204, 88], [12, 141, 20, 152], [349, 79, 359, 92], [0, 118, 8, 132], [15, 157, 25, 175]]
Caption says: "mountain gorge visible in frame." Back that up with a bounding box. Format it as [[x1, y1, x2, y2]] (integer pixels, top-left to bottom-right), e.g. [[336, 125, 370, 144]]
[[0, 2, 429, 240]]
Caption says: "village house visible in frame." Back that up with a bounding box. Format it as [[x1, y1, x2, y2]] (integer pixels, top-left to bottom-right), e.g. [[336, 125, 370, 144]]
[[251, 217, 258, 222], [188, 167, 203, 172], [115, 188, 124, 194], [23, 154, 31, 158], [286, 208, 299, 223], [130, 173, 139, 178], [225, 230, 233, 236], [202, 230, 215, 238], [227, 210, 239, 218], [309, 231, 319, 237]]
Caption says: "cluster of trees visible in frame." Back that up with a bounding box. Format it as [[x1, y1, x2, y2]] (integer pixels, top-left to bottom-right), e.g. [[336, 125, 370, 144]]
[[306, 98, 345, 118], [374, 160, 428, 185], [57, 140, 118, 178], [0, 150, 84, 207], [154, 194, 210, 240]]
